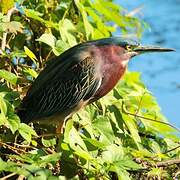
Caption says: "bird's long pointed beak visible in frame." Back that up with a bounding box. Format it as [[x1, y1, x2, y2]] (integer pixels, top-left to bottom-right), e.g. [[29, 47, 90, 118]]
[[134, 45, 175, 54]]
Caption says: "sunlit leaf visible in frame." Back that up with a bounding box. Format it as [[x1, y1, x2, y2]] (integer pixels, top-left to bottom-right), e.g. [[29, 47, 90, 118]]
[[93, 116, 115, 144], [24, 46, 38, 64], [36, 33, 57, 49], [0, 70, 18, 85], [0, 93, 7, 116], [122, 114, 141, 149], [53, 40, 70, 55], [23, 68, 38, 78], [42, 137, 56, 147], [18, 123, 37, 143], [3, 21, 23, 34], [24, 9, 44, 22], [101, 144, 124, 163], [40, 153, 61, 164], [7, 113, 20, 133], [59, 18, 77, 46], [76, 1, 94, 39], [1, 0, 14, 14]]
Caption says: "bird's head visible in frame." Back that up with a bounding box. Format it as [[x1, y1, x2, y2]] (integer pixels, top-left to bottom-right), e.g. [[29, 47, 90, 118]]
[[90, 37, 175, 66]]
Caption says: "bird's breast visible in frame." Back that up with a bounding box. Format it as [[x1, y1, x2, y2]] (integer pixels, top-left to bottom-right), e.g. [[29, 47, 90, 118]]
[[85, 45, 128, 101], [93, 57, 126, 99]]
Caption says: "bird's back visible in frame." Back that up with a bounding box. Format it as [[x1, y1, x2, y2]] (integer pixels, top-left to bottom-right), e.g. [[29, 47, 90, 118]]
[[18, 43, 101, 123]]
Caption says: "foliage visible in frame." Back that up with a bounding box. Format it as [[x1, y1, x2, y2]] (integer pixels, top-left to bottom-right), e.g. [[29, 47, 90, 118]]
[[0, 0, 179, 179]]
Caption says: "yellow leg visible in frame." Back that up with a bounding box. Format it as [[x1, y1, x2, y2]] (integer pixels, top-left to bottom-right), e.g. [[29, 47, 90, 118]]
[[56, 120, 66, 152], [56, 120, 65, 134]]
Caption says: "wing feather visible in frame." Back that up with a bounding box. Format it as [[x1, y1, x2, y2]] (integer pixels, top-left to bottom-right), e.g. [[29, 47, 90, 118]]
[[21, 54, 101, 122]]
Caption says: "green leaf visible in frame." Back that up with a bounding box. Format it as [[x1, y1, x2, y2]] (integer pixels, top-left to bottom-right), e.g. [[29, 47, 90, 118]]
[[24, 46, 38, 64], [0, 158, 29, 176], [63, 120, 92, 160], [7, 113, 20, 133], [42, 137, 56, 147], [23, 68, 38, 78], [1, 0, 14, 14], [74, 149, 92, 160], [59, 18, 77, 46], [0, 92, 20, 133], [114, 159, 142, 170], [24, 8, 58, 30], [0, 70, 18, 85], [83, 137, 106, 149], [18, 123, 37, 143], [24, 9, 44, 22], [37, 34, 70, 55], [63, 119, 74, 143], [2, 21, 23, 34], [122, 114, 141, 149], [92, 116, 115, 144], [147, 168, 169, 179], [91, 0, 126, 28], [0, 93, 7, 116], [36, 33, 57, 49], [0, 113, 7, 125], [40, 153, 61, 164], [69, 126, 88, 151], [101, 144, 124, 163], [61, 142, 70, 151], [84, 7, 111, 38], [11, 50, 27, 58], [115, 169, 131, 180], [76, 2, 94, 39], [53, 40, 69, 55]]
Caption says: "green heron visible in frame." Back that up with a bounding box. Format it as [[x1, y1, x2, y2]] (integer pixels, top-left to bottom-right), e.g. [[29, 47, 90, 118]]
[[18, 37, 174, 132]]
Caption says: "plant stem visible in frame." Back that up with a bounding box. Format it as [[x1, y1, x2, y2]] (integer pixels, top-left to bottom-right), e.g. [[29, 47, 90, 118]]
[[1, 172, 16, 180], [0, 7, 17, 54], [122, 101, 180, 132]]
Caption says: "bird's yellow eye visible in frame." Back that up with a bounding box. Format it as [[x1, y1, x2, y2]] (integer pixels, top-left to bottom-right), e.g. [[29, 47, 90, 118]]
[[126, 45, 132, 51]]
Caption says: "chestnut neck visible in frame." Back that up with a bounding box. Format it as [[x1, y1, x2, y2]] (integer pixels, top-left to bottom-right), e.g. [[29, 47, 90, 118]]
[[92, 45, 130, 100]]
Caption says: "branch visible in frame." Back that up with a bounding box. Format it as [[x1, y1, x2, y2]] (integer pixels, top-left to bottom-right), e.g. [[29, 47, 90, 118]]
[[164, 145, 180, 154], [1, 173, 16, 180], [0, 141, 26, 155], [134, 158, 180, 169], [156, 159, 180, 167], [0, 7, 18, 54], [122, 102, 180, 132]]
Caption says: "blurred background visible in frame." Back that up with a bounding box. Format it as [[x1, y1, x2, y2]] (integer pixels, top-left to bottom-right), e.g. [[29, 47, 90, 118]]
[[117, 0, 180, 127]]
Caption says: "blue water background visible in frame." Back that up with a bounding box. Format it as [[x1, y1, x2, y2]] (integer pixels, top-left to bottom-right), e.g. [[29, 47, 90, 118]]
[[117, 0, 180, 127]]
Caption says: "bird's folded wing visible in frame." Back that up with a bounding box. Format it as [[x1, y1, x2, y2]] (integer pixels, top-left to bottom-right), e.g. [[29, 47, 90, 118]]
[[21, 55, 101, 122]]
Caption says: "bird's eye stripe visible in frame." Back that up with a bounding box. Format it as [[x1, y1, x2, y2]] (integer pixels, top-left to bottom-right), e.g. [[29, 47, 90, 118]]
[[126, 45, 132, 51]]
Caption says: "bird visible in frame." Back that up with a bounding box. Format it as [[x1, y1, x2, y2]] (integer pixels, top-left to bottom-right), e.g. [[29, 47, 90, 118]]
[[17, 37, 174, 133]]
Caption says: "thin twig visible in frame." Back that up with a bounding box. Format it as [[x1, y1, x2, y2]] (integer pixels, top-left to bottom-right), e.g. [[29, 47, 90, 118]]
[[164, 145, 180, 154], [156, 159, 180, 167], [122, 102, 180, 132], [45, 49, 53, 61], [0, 141, 26, 155], [0, 172, 16, 180], [134, 158, 180, 169], [6, 33, 15, 46], [13, 143, 37, 150], [0, 7, 17, 54]]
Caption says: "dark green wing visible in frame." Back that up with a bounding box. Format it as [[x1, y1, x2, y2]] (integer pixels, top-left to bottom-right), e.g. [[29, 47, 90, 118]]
[[21, 51, 101, 122]]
